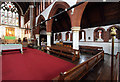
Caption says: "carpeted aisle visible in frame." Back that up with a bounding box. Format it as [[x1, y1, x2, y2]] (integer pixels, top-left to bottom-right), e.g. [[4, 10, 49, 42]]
[[2, 48, 75, 80]]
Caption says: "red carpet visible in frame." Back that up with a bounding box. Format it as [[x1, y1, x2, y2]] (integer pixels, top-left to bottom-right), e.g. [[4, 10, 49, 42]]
[[2, 48, 75, 80]]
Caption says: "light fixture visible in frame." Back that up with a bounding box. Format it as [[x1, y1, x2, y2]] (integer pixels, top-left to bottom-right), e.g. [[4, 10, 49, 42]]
[[65, 8, 67, 11], [41, 22, 43, 24], [55, 18, 57, 21]]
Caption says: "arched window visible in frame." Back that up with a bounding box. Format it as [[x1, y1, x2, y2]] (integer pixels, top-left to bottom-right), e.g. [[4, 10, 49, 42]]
[[1, 2, 19, 26]]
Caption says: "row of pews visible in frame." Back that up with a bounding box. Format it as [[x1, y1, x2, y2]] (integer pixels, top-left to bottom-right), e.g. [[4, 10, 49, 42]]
[[45, 45, 80, 61], [79, 46, 103, 54], [53, 50, 104, 81], [45, 45, 103, 61]]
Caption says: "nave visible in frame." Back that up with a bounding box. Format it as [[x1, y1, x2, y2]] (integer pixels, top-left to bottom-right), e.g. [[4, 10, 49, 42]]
[[0, 0, 120, 81], [2, 47, 113, 81]]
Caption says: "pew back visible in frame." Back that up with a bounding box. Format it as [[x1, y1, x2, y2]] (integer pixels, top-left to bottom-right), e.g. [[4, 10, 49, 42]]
[[53, 50, 104, 81]]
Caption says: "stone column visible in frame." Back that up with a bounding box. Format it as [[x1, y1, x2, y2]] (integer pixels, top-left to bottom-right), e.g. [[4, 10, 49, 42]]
[[29, 5, 34, 39], [46, 32, 51, 47], [72, 27, 80, 50]]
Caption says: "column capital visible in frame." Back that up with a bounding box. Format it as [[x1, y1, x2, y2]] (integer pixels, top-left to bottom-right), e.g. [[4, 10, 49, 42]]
[[29, 5, 34, 8], [46, 32, 51, 35], [71, 27, 80, 31]]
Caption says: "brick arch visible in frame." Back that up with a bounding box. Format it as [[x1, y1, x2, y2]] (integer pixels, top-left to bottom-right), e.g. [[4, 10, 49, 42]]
[[94, 27, 105, 42], [34, 15, 45, 34], [72, 2, 88, 27], [46, 2, 72, 32], [107, 25, 120, 40], [37, 15, 45, 25]]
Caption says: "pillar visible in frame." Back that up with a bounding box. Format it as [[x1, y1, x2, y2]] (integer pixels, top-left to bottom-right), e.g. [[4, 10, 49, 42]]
[[72, 27, 80, 50], [46, 32, 51, 47], [29, 5, 34, 39]]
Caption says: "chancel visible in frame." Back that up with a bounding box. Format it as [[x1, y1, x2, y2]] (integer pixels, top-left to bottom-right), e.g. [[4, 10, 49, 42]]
[[0, 0, 120, 81]]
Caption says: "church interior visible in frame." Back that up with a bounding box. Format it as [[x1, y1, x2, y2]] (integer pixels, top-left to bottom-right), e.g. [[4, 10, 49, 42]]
[[0, 0, 120, 81]]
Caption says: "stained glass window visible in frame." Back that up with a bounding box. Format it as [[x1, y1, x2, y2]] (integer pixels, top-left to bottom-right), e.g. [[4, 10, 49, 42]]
[[1, 1, 19, 26]]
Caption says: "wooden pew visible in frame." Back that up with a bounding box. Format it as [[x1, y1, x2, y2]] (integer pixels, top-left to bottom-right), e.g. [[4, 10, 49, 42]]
[[53, 50, 104, 81], [79, 46, 103, 54], [45, 45, 80, 61]]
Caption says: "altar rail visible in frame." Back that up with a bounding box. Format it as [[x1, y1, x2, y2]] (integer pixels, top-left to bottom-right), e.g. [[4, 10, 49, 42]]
[[114, 52, 119, 81], [53, 50, 104, 81]]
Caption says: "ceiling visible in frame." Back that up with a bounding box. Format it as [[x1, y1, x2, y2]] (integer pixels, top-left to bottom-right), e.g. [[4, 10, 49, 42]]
[[52, 8, 71, 32], [16, 2, 30, 14], [81, 2, 120, 29], [52, 2, 120, 32]]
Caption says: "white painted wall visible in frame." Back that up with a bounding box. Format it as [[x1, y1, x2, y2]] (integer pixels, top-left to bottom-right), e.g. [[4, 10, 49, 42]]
[[53, 24, 120, 55], [83, 24, 120, 42]]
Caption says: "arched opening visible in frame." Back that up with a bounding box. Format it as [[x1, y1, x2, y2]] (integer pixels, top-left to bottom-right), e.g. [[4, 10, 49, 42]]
[[52, 8, 71, 32], [36, 15, 46, 46], [51, 8, 71, 44]]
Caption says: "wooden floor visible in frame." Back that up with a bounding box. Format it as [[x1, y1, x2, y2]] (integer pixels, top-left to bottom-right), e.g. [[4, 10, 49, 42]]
[[36, 47, 112, 81]]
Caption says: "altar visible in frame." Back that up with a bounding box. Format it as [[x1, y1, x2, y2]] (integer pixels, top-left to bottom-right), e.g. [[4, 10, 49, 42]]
[[0, 44, 23, 55]]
